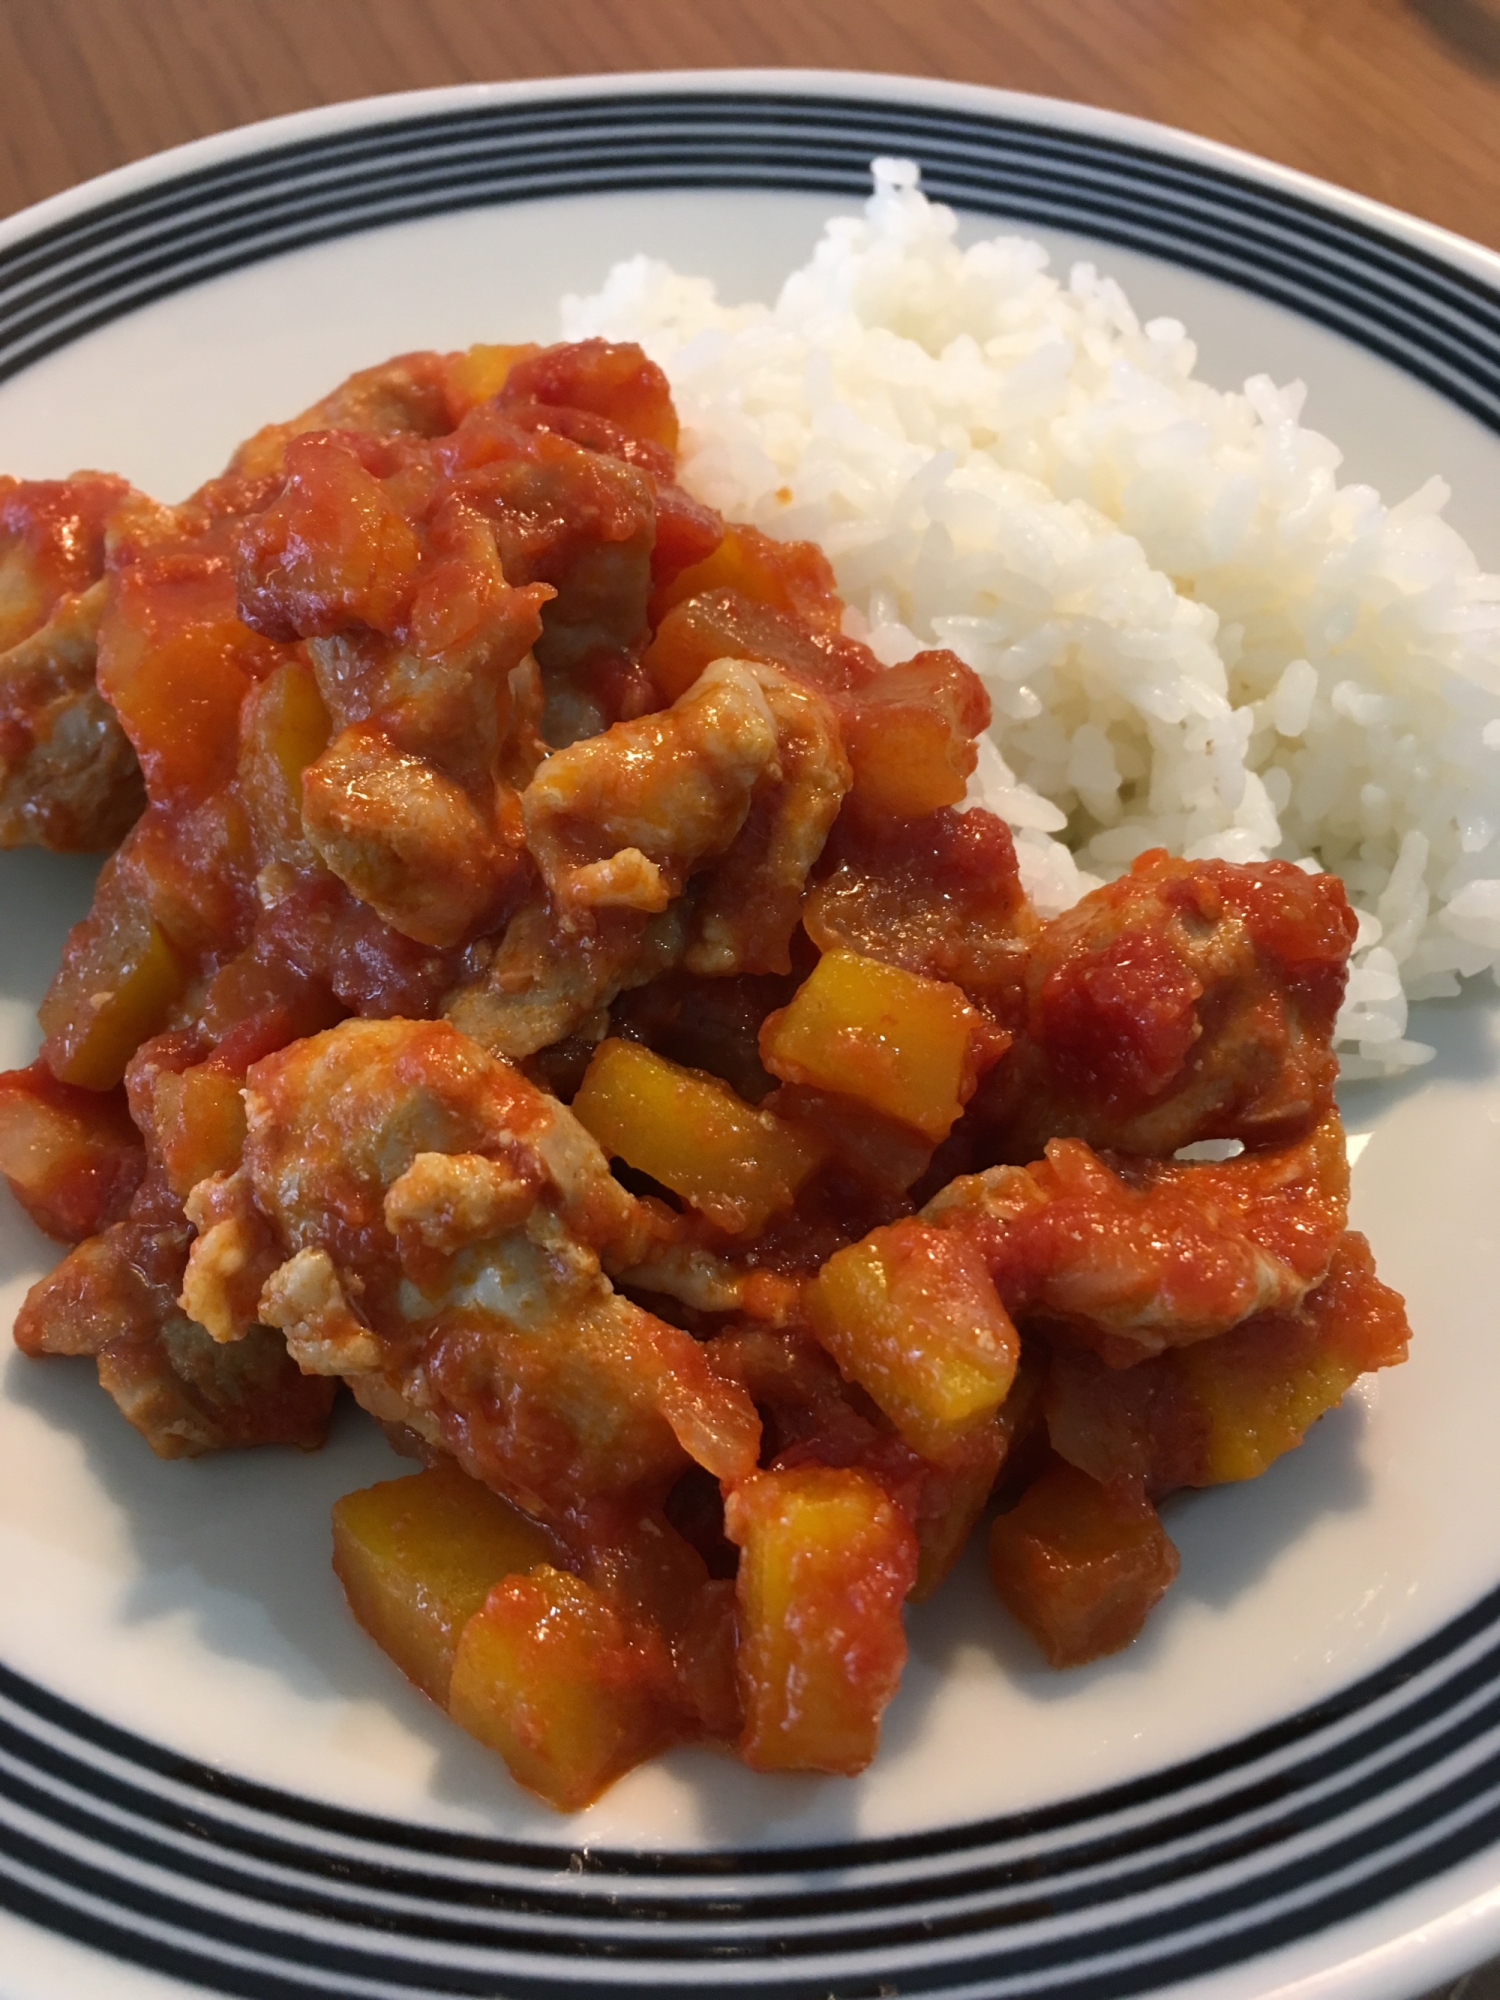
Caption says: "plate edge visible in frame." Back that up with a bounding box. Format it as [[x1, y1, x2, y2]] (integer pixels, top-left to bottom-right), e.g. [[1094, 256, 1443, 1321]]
[[2, 68, 1498, 291]]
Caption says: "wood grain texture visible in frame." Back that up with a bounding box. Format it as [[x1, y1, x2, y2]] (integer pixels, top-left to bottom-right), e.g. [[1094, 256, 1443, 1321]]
[[2, 0, 1500, 248]]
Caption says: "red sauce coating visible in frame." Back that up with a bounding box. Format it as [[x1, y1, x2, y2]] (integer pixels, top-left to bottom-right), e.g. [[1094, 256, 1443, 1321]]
[[0, 336, 1407, 1806]]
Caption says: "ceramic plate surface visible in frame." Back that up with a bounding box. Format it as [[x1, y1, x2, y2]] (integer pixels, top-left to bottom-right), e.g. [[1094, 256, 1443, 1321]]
[[2, 71, 1500, 2000]]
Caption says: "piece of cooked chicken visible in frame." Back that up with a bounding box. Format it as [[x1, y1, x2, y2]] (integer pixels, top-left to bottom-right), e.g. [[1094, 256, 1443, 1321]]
[[216, 350, 461, 488], [14, 1213, 335, 1457], [522, 656, 781, 924], [448, 658, 848, 1057], [682, 664, 850, 977], [182, 1017, 761, 1524], [0, 351, 495, 852], [971, 847, 1357, 1158], [234, 434, 552, 947], [920, 1111, 1350, 1365]]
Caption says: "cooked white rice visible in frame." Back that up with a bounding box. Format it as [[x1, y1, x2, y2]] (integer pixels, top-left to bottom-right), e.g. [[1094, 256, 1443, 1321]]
[[563, 159, 1500, 1074]]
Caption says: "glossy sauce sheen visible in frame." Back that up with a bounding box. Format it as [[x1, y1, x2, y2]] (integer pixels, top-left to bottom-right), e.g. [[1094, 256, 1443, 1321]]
[[0, 338, 1407, 1809]]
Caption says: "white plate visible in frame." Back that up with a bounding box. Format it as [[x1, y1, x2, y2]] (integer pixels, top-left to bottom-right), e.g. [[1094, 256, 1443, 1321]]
[[2, 70, 1500, 2000]]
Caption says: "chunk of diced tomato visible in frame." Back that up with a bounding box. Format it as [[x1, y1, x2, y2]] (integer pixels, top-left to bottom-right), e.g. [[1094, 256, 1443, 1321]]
[[97, 555, 282, 807], [803, 805, 1030, 998], [499, 339, 680, 453], [234, 432, 422, 641], [647, 485, 725, 598]]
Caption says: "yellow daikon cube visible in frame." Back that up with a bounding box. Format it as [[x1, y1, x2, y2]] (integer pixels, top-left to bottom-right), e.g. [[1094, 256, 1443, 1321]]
[[724, 1465, 916, 1775], [331, 1462, 555, 1706], [448, 1565, 676, 1811], [807, 1219, 1019, 1461], [572, 1037, 827, 1235], [759, 949, 985, 1142], [40, 902, 185, 1091]]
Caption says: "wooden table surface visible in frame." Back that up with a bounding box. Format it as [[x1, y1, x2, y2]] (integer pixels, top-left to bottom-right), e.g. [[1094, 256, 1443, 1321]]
[[3, 5, 1500, 1998]]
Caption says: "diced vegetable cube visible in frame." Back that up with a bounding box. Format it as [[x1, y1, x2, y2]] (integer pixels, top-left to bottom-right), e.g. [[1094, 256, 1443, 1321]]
[[150, 1066, 249, 1199], [909, 1415, 1011, 1601], [759, 948, 992, 1141], [332, 1462, 556, 1706], [724, 1465, 917, 1774], [0, 1064, 142, 1242], [97, 556, 281, 807], [39, 874, 186, 1090], [1174, 1231, 1409, 1484], [238, 655, 332, 843], [647, 485, 726, 598], [443, 341, 540, 425], [1042, 1342, 1204, 1495], [807, 1219, 1019, 1461], [643, 594, 777, 705], [572, 1037, 828, 1235], [652, 522, 841, 629], [842, 650, 989, 817], [910, 1347, 1050, 1600], [642, 587, 877, 704], [448, 1564, 678, 1810], [761, 1080, 937, 1197], [988, 1460, 1179, 1668], [266, 661, 332, 792]]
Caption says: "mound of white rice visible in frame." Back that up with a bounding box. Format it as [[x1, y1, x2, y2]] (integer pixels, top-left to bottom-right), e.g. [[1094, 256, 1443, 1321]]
[[563, 159, 1500, 1074]]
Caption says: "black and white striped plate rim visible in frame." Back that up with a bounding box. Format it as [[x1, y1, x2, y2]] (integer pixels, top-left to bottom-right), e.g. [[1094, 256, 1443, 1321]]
[[4, 1572, 1500, 1998], [3, 77, 1500, 1998], [2, 84, 1499, 430]]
